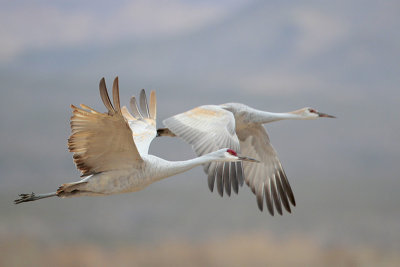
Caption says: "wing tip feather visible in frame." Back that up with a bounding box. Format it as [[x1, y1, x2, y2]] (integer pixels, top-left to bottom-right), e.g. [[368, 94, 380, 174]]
[[149, 90, 157, 120], [112, 76, 121, 114]]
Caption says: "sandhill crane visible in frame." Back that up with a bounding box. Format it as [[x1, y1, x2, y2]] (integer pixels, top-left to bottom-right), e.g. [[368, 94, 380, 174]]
[[14, 78, 258, 204], [158, 103, 335, 215]]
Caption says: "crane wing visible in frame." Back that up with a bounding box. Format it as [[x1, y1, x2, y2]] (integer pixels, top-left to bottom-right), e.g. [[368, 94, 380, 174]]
[[163, 105, 243, 196], [121, 90, 157, 155], [68, 77, 143, 177], [237, 125, 296, 215]]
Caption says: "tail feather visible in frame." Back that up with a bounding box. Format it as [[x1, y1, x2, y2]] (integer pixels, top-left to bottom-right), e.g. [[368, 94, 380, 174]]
[[157, 128, 176, 137]]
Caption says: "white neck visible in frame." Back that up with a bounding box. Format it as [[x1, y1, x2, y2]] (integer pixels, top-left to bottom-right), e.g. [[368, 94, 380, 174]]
[[152, 153, 227, 181], [251, 109, 303, 124]]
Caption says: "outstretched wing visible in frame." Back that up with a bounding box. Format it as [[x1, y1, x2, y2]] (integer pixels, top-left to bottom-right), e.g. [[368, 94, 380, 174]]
[[237, 125, 296, 215], [68, 77, 142, 177], [163, 105, 243, 196], [121, 89, 157, 155]]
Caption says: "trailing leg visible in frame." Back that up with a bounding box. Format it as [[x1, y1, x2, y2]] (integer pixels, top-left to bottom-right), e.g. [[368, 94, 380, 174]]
[[14, 192, 57, 204]]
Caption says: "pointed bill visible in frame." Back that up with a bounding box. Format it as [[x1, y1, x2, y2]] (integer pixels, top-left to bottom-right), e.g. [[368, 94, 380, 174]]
[[237, 155, 260, 163], [317, 112, 336, 118]]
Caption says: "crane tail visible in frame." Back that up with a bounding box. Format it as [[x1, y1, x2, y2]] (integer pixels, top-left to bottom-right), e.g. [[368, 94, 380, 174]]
[[14, 192, 57, 204], [156, 128, 176, 137]]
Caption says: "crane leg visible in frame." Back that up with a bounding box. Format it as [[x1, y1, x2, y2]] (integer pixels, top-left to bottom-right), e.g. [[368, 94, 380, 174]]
[[14, 180, 89, 204], [14, 192, 57, 204]]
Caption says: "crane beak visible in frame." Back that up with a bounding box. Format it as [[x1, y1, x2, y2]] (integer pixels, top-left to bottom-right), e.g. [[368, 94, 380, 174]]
[[317, 112, 336, 118], [238, 155, 260, 163]]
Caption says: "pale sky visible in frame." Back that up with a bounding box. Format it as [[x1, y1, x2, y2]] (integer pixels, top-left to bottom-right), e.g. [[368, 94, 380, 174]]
[[0, 0, 249, 62]]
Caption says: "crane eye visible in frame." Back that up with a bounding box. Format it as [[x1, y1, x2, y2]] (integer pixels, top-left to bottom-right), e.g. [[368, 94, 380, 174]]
[[227, 149, 237, 156], [309, 108, 316, 113]]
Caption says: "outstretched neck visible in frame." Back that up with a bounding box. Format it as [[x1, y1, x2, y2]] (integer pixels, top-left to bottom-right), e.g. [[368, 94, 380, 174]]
[[154, 154, 222, 180], [250, 109, 303, 124]]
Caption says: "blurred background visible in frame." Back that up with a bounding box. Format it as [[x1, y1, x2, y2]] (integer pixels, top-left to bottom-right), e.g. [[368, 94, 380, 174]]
[[1, 0, 399, 266]]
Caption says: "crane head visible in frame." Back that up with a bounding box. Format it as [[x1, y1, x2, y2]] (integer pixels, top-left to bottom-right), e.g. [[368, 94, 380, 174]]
[[294, 107, 336, 119], [223, 149, 260, 163]]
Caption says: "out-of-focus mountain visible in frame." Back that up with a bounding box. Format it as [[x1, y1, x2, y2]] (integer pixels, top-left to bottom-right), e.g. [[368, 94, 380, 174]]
[[3, 1, 399, 93]]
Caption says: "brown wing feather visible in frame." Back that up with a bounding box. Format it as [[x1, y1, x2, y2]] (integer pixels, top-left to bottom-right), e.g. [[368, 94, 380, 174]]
[[99, 78, 114, 114], [112, 77, 122, 114], [69, 77, 142, 176], [149, 91, 156, 120]]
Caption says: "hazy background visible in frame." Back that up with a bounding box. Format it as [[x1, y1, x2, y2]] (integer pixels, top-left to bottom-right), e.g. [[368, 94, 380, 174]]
[[1, 0, 399, 266]]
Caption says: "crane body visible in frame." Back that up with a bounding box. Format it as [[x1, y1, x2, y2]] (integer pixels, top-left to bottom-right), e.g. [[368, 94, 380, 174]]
[[159, 102, 335, 215]]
